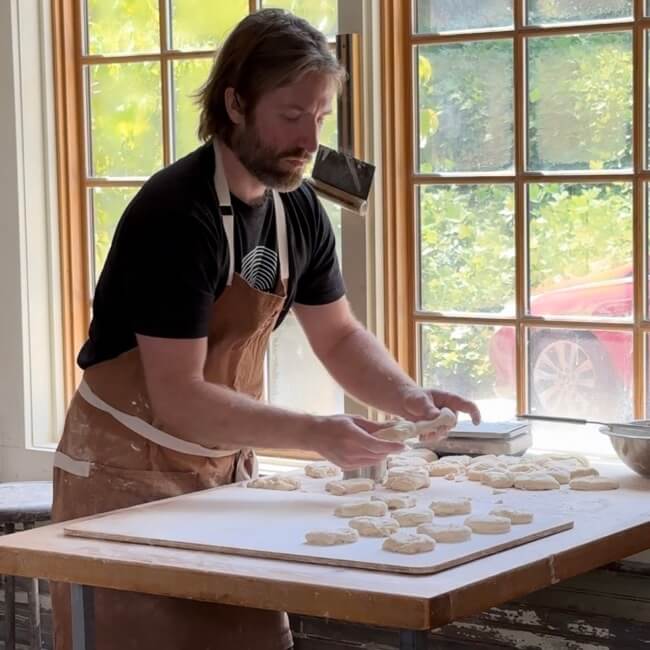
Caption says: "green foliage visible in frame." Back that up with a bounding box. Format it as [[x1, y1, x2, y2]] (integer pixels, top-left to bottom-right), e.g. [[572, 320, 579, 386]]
[[261, 0, 337, 39], [415, 0, 513, 34], [527, 0, 632, 24]]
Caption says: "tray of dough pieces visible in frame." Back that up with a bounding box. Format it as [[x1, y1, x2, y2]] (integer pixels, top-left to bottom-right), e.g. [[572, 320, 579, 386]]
[[64, 479, 574, 575]]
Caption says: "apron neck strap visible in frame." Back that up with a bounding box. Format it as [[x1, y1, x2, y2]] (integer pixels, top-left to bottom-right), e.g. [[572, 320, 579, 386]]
[[212, 139, 289, 287]]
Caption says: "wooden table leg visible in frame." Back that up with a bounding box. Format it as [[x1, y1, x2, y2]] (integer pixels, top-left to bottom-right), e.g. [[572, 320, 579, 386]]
[[70, 584, 95, 650], [399, 629, 429, 649]]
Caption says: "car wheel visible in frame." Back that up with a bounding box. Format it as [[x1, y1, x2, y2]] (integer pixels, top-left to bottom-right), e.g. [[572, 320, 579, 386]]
[[529, 333, 620, 420]]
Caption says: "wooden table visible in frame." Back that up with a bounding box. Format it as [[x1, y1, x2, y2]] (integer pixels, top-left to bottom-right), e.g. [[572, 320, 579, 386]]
[[1, 463, 649, 650]]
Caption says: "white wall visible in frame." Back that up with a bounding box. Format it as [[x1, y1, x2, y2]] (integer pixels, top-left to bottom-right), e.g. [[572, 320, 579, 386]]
[[0, 0, 63, 481]]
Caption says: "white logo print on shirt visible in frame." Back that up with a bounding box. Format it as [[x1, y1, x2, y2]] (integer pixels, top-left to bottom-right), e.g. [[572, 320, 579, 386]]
[[240, 245, 278, 291]]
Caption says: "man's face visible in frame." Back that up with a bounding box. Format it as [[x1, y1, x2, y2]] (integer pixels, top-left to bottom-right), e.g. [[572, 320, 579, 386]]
[[230, 71, 335, 192]]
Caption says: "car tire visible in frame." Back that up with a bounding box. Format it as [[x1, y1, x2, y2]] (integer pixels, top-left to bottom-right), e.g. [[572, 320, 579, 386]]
[[529, 332, 621, 420]]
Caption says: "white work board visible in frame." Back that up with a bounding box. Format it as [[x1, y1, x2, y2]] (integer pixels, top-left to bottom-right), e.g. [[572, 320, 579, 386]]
[[64, 471, 574, 575]]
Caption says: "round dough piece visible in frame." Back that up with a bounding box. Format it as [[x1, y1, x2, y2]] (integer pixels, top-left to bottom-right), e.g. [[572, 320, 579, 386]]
[[544, 466, 570, 485], [304, 462, 339, 479], [417, 523, 472, 543], [415, 407, 458, 437], [374, 421, 416, 442], [387, 455, 428, 469], [570, 467, 599, 479], [247, 475, 300, 491], [514, 472, 560, 491], [535, 452, 589, 468], [442, 455, 472, 466], [372, 494, 417, 510], [428, 461, 463, 477], [391, 507, 433, 527], [382, 532, 435, 554], [305, 528, 359, 546], [481, 471, 514, 489], [465, 515, 511, 534], [384, 467, 431, 492], [325, 478, 374, 496], [402, 448, 438, 462], [489, 507, 534, 524], [509, 463, 540, 474], [429, 497, 472, 516], [569, 476, 619, 491], [349, 516, 400, 537], [468, 454, 499, 466], [334, 500, 388, 517]]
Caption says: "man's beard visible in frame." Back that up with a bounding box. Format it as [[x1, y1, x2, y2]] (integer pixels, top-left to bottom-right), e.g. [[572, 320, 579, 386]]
[[231, 124, 311, 192]]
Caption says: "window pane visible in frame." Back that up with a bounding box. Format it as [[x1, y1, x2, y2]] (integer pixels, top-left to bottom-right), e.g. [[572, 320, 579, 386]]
[[527, 0, 632, 25], [420, 323, 516, 420], [85, 0, 159, 55], [172, 58, 213, 160], [91, 187, 138, 284], [528, 327, 632, 420], [268, 198, 342, 414], [418, 184, 515, 314], [528, 183, 633, 319], [88, 63, 163, 177], [527, 33, 632, 172], [415, 0, 513, 34], [170, 1, 248, 50], [261, 1, 338, 40], [417, 41, 513, 173]]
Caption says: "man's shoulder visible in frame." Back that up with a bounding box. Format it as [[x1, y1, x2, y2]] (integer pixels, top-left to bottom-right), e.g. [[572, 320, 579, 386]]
[[130, 142, 214, 217], [283, 180, 323, 220]]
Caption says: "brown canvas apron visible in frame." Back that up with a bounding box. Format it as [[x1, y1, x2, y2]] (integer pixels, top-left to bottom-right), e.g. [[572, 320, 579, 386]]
[[51, 139, 293, 650]]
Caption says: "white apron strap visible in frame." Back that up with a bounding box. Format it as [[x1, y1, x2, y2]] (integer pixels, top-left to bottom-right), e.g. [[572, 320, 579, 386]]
[[53, 381, 257, 482], [212, 138, 290, 287]]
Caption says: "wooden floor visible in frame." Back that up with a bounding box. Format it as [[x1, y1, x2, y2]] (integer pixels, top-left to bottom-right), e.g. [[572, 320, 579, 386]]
[[1, 561, 649, 649]]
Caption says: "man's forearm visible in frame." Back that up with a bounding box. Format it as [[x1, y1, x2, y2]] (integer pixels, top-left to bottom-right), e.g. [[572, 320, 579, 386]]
[[318, 324, 420, 416], [152, 379, 318, 451]]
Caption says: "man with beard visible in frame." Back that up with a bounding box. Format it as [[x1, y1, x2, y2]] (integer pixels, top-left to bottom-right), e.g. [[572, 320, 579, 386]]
[[51, 8, 480, 650]]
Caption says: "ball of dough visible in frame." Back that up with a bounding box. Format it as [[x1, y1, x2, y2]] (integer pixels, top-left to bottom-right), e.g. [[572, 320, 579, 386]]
[[402, 448, 438, 462], [334, 500, 388, 517], [325, 478, 375, 496], [429, 497, 472, 516], [415, 407, 458, 437], [570, 467, 599, 479], [372, 494, 417, 510], [468, 454, 499, 465], [387, 455, 428, 469], [543, 466, 570, 485], [481, 471, 514, 489], [442, 455, 472, 466], [382, 532, 435, 554], [569, 476, 619, 491], [374, 421, 416, 442], [247, 475, 300, 491], [305, 528, 359, 545], [464, 515, 511, 534], [509, 463, 540, 474], [384, 467, 430, 492], [391, 507, 433, 527], [349, 516, 400, 537], [417, 523, 472, 543], [489, 507, 534, 524], [514, 472, 560, 491], [304, 462, 340, 479], [428, 461, 463, 477]]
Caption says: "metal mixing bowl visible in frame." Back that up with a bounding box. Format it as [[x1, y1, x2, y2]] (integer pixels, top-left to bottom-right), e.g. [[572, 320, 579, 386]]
[[600, 421, 650, 477]]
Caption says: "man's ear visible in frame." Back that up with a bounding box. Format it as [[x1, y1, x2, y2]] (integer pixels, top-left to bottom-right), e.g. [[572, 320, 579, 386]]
[[224, 88, 245, 125]]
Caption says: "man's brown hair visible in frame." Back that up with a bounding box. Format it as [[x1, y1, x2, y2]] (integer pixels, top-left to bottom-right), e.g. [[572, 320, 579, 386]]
[[197, 8, 345, 144]]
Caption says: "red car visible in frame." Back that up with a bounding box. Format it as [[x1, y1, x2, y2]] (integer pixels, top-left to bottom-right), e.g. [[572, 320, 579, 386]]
[[489, 264, 633, 419]]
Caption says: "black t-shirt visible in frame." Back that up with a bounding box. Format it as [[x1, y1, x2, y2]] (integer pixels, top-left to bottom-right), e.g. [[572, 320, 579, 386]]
[[78, 141, 346, 369]]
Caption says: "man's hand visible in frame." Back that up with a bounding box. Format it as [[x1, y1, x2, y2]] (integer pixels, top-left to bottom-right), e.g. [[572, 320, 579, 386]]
[[399, 387, 481, 441], [312, 416, 405, 470]]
